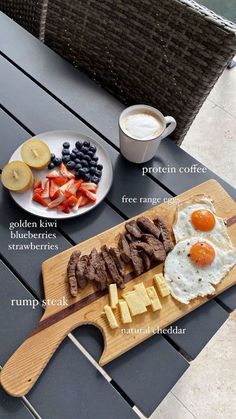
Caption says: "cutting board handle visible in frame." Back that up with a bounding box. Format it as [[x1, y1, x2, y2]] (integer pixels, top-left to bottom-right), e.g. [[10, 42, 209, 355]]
[[0, 320, 70, 397]]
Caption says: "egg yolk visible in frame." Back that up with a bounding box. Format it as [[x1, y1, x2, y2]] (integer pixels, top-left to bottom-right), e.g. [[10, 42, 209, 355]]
[[191, 209, 215, 231], [190, 242, 215, 267]]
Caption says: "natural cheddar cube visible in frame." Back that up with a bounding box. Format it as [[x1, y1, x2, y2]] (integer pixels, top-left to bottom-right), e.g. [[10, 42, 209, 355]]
[[154, 273, 170, 297], [146, 286, 162, 311], [104, 305, 118, 329], [118, 299, 132, 324], [123, 291, 147, 316], [109, 283, 118, 308], [134, 283, 151, 306]]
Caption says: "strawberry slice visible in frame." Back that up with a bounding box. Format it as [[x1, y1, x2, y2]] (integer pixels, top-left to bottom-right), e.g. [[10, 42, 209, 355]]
[[32, 193, 48, 207], [59, 163, 75, 179], [41, 179, 50, 198], [49, 180, 59, 199], [46, 170, 60, 179], [80, 187, 97, 202], [59, 179, 75, 193], [34, 178, 42, 189], [48, 191, 65, 208], [74, 179, 83, 189], [80, 182, 97, 192], [78, 196, 90, 207], [34, 187, 44, 195], [67, 196, 78, 208], [65, 190, 74, 198], [53, 177, 68, 186]]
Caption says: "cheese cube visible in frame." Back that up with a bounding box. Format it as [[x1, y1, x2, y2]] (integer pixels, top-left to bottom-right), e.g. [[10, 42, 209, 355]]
[[146, 286, 162, 311], [104, 305, 118, 329], [118, 299, 132, 324], [154, 273, 170, 297], [109, 283, 118, 308], [123, 291, 147, 316], [134, 283, 151, 306]]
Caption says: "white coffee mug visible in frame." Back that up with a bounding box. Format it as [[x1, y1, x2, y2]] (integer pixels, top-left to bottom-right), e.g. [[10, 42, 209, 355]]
[[119, 104, 176, 163]]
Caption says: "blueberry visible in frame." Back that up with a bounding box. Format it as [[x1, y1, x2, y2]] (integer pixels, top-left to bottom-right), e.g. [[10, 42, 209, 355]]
[[77, 152, 85, 160], [66, 161, 76, 170], [51, 153, 56, 161], [97, 164, 103, 170], [54, 157, 62, 166], [89, 145, 97, 153], [75, 163, 82, 171], [75, 141, 82, 150], [78, 168, 86, 177], [84, 155, 91, 163], [95, 170, 102, 178], [70, 152, 77, 160], [89, 167, 96, 175], [81, 146, 89, 154], [83, 173, 91, 182], [63, 142, 70, 148], [75, 172, 82, 179], [83, 141, 90, 148], [90, 160, 97, 167], [72, 148, 78, 155], [81, 160, 89, 167], [93, 156, 99, 162], [62, 149, 70, 155], [48, 162, 55, 170], [87, 150, 95, 158], [91, 175, 100, 184], [62, 155, 70, 163], [83, 167, 89, 173]]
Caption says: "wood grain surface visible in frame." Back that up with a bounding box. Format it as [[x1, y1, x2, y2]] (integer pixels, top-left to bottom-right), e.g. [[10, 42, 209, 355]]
[[1, 179, 236, 397]]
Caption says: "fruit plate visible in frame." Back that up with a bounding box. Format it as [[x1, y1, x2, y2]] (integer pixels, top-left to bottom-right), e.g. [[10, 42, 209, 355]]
[[9, 130, 113, 219]]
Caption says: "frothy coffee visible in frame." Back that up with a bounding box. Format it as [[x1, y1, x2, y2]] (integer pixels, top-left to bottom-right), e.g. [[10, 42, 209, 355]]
[[121, 111, 164, 140]]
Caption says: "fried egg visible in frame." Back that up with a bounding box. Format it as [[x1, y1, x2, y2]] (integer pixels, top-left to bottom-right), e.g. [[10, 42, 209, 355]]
[[173, 195, 230, 245], [164, 237, 236, 304]]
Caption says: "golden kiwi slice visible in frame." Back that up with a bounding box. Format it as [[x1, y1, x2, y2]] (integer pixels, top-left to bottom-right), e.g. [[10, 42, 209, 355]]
[[1, 161, 33, 192], [21, 139, 51, 169]]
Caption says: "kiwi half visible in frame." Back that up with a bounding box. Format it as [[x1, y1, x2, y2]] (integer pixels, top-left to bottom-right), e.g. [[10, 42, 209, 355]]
[[1, 161, 33, 192], [21, 139, 51, 170]]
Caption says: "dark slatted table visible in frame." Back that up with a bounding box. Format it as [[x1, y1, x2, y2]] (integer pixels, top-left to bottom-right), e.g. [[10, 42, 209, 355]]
[[0, 11, 235, 419]]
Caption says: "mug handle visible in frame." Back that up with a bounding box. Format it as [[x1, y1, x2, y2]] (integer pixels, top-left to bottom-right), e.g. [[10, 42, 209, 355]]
[[161, 116, 177, 139]]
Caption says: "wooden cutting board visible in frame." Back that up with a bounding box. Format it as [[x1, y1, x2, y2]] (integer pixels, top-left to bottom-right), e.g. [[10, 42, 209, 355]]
[[1, 179, 236, 397]]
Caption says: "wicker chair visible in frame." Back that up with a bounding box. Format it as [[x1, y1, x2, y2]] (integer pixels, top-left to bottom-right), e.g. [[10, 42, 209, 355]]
[[0, 0, 46, 39], [43, 0, 236, 145]]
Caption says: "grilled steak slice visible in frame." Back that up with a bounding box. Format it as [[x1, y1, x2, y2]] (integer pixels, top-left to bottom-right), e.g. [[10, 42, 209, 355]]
[[118, 234, 131, 263], [125, 220, 142, 239], [142, 234, 166, 262], [131, 241, 153, 257], [140, 251, 151, 271], [109, 247, 125, 277], [94, 252, 109, 290], [129, 243, 145, 276], [84, 248, 98, 281], [101, 245, 125, 288], [125, 233, 139, 243], [153, 216, 174, 253], [76, 255, 89, 289], [137, 216, 160, 238], [67, 250, 81, 296]]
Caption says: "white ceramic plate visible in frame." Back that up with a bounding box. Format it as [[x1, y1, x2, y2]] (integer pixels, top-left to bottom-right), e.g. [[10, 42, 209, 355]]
[[9, 130, 113, 219]]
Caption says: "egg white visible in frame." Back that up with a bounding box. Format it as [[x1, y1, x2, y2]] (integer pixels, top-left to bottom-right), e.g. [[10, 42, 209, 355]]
[[164, 236, 236, 304], [173, 196, 231, 246]]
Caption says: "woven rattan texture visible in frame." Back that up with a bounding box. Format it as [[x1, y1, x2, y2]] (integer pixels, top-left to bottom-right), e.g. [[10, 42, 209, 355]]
[[0, 0, 45, 38], [44, 0, 236, 144]]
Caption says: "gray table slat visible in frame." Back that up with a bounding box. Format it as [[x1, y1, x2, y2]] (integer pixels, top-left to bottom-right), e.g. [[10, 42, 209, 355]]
[[1, 11, 235, 202], [74, 326, 188, 417], [0, 260, 138, 419], [0, 384, 34, 419], [216, 286, 236, 312]]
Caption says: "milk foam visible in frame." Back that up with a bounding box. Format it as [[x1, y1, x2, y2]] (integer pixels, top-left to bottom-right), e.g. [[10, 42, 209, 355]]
[[122, 112, 164, 140]]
